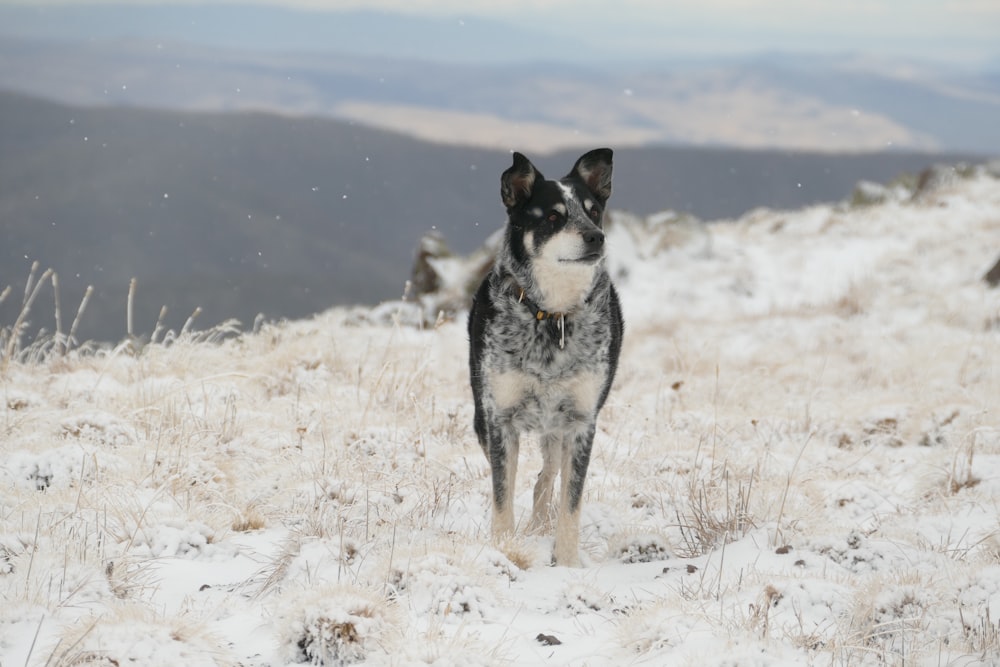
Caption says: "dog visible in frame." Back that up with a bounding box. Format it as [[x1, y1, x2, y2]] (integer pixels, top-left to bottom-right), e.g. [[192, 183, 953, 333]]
[[468, 148, 623, 566]]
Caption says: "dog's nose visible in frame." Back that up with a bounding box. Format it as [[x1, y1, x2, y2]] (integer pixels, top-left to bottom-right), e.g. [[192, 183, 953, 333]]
[[583, 229, 605, 252]]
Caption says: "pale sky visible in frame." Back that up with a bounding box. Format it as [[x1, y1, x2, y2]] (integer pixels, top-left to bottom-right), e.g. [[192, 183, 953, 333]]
[[2, 0, 998, 64]]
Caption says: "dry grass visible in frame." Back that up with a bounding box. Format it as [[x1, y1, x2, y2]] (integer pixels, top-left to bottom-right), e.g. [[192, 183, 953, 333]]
[[2, 169, 999, 665], [674, 465, 758, 558]]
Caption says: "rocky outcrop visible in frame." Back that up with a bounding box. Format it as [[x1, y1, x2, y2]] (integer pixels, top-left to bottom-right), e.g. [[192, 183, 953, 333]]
[[985, 255, 1000, 288]]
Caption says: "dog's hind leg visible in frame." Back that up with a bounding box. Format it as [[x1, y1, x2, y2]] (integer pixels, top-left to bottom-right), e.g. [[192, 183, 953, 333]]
[[528, 433, 560, 533], [488, 420, 519, 540], [553, 423, 596, 567]]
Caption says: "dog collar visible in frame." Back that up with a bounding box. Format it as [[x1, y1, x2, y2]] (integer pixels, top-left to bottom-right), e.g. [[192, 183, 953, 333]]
[[515, 287, 567, 349], [517, 288, 564, 321]]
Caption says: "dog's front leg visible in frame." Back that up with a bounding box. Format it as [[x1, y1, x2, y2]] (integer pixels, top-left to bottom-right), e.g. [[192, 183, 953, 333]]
[[553, 422, 596, 567], [529, 433, 560, 533], [487, 418, 519, 540]]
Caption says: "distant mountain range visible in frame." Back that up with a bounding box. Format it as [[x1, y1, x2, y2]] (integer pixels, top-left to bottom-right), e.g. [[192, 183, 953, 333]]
[[0, 91, 989, 343], [1, 15, 999, 154]]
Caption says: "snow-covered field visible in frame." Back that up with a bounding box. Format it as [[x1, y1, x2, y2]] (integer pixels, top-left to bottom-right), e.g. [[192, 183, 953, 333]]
[[2, 165, 1000, 666]]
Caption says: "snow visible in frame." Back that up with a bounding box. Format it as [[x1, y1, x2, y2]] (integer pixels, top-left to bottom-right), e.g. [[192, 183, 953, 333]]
[[2, 167, 1000, 666]]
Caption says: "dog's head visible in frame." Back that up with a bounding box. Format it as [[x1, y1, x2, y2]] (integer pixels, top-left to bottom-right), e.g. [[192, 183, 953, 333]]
[[499, 148, 613, 312]]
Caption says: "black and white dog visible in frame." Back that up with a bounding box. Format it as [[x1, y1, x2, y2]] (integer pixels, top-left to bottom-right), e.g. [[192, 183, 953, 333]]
[[468, 148, 623, 566]]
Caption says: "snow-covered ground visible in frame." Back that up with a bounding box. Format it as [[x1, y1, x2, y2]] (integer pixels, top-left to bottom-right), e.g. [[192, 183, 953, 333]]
[[2, 166, 999, 666]]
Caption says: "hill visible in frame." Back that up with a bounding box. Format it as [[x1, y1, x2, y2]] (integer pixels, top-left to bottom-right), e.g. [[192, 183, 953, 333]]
[[1, 164, 998, 665], [0, 91, 499, 340], [0, 90, 989, 342]]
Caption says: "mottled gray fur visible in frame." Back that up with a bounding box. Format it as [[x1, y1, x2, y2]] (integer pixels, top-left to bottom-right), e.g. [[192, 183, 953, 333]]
[[468, 148, 623, 566]]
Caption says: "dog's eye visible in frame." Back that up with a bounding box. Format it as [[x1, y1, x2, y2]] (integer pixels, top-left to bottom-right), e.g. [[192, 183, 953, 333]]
[[547, 211, 561, 222], [588, 207, 602, 219]]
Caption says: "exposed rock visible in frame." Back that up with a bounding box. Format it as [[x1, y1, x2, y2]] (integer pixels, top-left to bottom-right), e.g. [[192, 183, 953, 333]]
[[410, 231, 452, 297], [848, 173, 921, 208], [850, 180, 893, 207], [985, 254, 1000, 288], [385, 228, 501, 326], [912, 162, 976, 200]]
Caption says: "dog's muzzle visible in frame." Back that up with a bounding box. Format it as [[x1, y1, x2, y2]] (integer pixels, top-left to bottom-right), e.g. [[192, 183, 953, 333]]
[[575, 229, 605, 263]]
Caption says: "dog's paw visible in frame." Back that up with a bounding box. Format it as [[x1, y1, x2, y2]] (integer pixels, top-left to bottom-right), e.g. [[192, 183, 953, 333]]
[[551, 546, 583, 568]]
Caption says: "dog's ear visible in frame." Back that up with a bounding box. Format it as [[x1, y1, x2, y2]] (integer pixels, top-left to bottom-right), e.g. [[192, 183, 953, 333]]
[[570, 148, 613, 203], [501, 152, 542, 209]]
